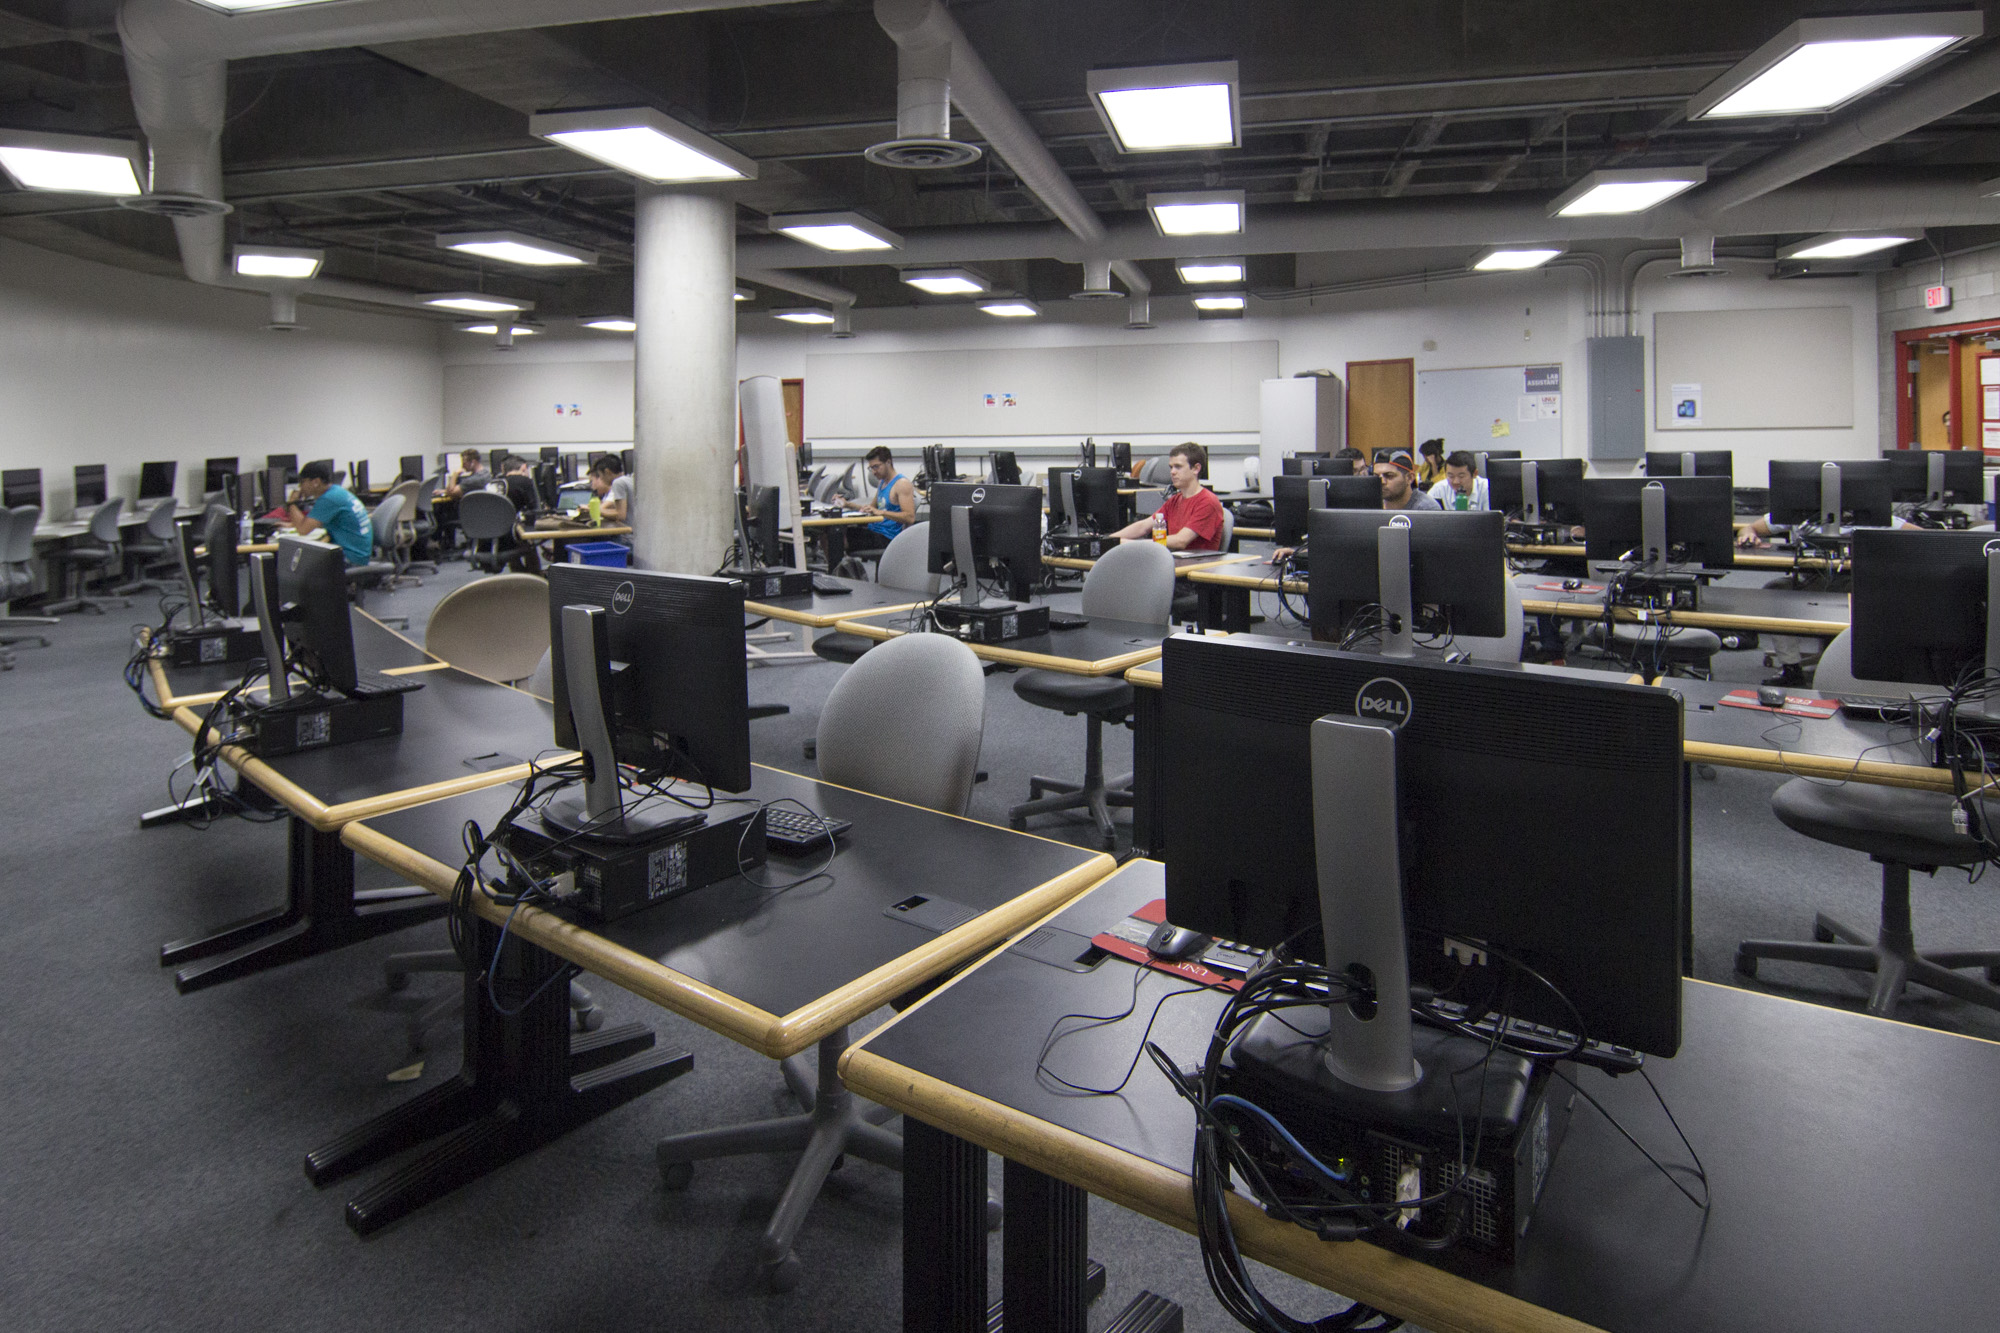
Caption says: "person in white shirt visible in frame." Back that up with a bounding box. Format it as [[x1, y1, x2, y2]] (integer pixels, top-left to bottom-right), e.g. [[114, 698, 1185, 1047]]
[[1427, 450, 1490, 511]]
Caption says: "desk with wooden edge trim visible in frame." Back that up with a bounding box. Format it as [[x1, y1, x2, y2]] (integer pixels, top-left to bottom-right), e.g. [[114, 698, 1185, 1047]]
[[330, 767, 1113, 1240], [833, 605, 1168, 677], [1042, 551, 1255, 577], [142, 608, 437, 712], [1507, 540, 1836, 573], [1672, 676, 1957, 791], [846, 859, 2000, 1333], [743, 572, 930, 629], [523, 523, 633, 542], [1183, 556, 1303, 632], [159, 668, 571, 994], [1517, 583, 1850, 638]]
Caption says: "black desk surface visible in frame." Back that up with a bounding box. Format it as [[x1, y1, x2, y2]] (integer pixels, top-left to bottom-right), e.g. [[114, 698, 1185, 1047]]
[[849, 862, 2000, 1333], [743, 573, 930, 627], [839, 606, 1168, 676], [348, 766, 1115, 1058], [155, 611, 432, 706], [1694, 583, 1849, 624], [1671, 676, 1945, 787]]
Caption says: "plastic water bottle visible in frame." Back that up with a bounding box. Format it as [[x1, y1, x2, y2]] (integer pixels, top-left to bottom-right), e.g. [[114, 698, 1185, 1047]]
[[1151, 509, 1168, 543], [588, 494, 602, 526]]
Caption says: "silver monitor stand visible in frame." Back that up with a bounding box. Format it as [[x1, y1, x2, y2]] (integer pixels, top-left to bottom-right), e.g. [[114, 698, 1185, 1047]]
[[248, 552, 290, 704], [1818, 461, 1844, 530], [951, 504, 983, 609], [1639, 480, 1669, 567], [1520, 463, 1542, 526], [1680, 451, 1697, 478], [1058, 469, 1079, 535], [1376, 518, 1417, 659]]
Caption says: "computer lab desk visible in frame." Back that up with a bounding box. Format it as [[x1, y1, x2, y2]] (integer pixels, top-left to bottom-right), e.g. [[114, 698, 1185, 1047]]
[[1514, 580, 1849, 639], [1507, 541, 1841, 574], [1041, 550, 1253, 576], [328, 768, 1114, 1239], [142, 608, 438, 711], [842, 859, 2000, 1333], [158, 667, 569, 995], [833, 605, 1168, 677], [743, 572, 932, 628]]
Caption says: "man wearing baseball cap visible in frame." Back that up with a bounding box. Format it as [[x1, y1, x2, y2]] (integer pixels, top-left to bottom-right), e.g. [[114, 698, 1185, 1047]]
[[1373, 449, 1443, 512]]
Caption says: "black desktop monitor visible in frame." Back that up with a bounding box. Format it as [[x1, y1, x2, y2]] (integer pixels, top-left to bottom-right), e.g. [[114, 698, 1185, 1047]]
[[73, 465, 106, 508], [2, 468, 42, 511], [259, 467, 290, 513], [350, 460, 369, 493], [1472, 449, 1521, 467], [545, 564, 752, 798], [1582, 477, 1736, 568], [989, 450, 1022, 486], [1047, 466, 1121, 533], [1273, 473, 1381, 546], [1080, 439, 1097, 469], [1486, 458, 1585, 526], [926, 482, 1045, 598], [1644, 449, 1734, 479], [399, 454, 425, 483], [534, 462, 561, 511], [1293, 456, 1359, 480], [539, 446, 560, 463], [233, 472, 255, 516], [267, 453, 298, 481], [202, 505, 240, 618], [1850, 528, 1998, 686], [1885, 450, 1982, 505], [1160, 633, 1686, 1058], [139, 461, 177, 500], [1111, 441, 1132, 474], [1305, 508, 1508, 645], [797, 440, 812, 471], [1280, 452, 1331, 476], [1767, 460, 1893, 529], [939, 446, 957, 480], [620, 448, 635, 476], [272, 535, 358, 693], [205, 457, 239, 494], [739, 484, 782, 566]]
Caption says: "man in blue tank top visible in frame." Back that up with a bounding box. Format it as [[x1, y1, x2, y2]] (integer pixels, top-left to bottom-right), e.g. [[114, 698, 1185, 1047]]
[[841, 446, 917, 552]]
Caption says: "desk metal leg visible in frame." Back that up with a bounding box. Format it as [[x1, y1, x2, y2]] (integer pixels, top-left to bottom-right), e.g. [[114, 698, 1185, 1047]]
[[1002, 1161, 1089, 1333], [904, 1119, 989, 1333], [1129, 687, 1163, 860], [1196, 583, 1250, 634], [305, 914, 691, 1236], [163, 816, 447, 993]]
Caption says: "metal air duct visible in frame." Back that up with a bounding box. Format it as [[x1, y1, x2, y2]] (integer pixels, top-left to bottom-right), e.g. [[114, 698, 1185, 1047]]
[[864, 27, 981, 168]]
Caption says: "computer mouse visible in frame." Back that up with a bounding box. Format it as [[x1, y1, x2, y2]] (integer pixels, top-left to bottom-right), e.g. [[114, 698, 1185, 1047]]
[[1757, 685, 1788, 708], [1561, 578, 1583, 591], [1144, 922, 1212, 961]]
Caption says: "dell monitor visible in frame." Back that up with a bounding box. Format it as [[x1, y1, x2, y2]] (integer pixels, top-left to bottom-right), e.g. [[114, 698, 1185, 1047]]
[[259, 467, 290, 514], [1486, 458, 1585, 527], [139, 461, 178, 501], [736, 484, 782, 568], [202, 505, 241, 618], [1767, 460, 1893, 530], [620, 449, 635, 476], [1111, 441, 1132, 474], [1885, 450, 1982, 506], [533, 462, 561, 511], [1306, 508, 1508, 651], [797, 440, 812, 471], [349, 460, 369, 493], [1080, 439, 1097, 469], [205, 458, 239, 495], [926, 482, 1045, 603], [989, 450, 1022, 486], [269, 535, 360, 694], [1048, 466, 1121, 534], [1644, 449, 1734, 480], [74, 465, 106, 509], [3, 468, 42, 511], [539, 445, 560, 463], [1582, 477, 1736, 568], [267, 454, 298, 481], [544, 564, 751, 839], [399, 454, 425, 484], [1285, 455, 1359, 479], [1850, 528, 2000, 688], [1280, 452, 1331, 476], [1472, 448, 1521, 472], [233, 472, 255, 517], [1273, 473, 1381, 546]]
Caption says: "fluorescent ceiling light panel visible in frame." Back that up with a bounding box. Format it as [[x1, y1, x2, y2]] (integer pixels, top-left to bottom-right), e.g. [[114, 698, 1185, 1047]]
[[1689, 12, 1980, 119], [437, 231, 596, 267], [977, 299, 1040, 318], [422, 291, 533, 314], [0, 129, 143, 196], [1176, 258, 1246, 284], [1549, 167, 1707, 217], [583, 318, 637, 332], [772, 307, 837, 324], [529, 106, 755, 183], [768, 212, 902, 252], [1472, 246, 1563, 272], [233, 245, 323, 280], [1087, 60, 1240, 153], [1778, 231, 1915, 260], [1146, 190, 1245, 237], [1191, 293, 1246, 311], [901, 267, 991, 295], [456, 323, 541, 336]]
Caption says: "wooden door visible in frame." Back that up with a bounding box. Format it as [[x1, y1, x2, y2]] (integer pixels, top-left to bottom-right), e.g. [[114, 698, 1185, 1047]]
[[1346, 358, 1415, 460]]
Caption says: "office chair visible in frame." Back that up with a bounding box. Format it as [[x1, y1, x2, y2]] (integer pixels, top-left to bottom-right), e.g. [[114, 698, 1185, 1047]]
[[1242, 456, 1262, 491], [1138, 455, 1173, 486], [44, 496, 129, 614], [378, 479, 433, 579], [114, 497, 181, 595], [0, 507, 55, 653], [1580, 616, 1721, 679], [811, 523, 939, 667], [656, 631, 989, 1292], [421, 574, 550, 686], [344, 493, 409, 622], [1459, 577, 1527, 664], [1009, 540, 1174, 845], [409, 474, 442, 564], [460, 491, 530, 574]]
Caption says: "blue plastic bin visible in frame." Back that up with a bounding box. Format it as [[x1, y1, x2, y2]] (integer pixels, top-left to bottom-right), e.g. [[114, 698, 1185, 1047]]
[[567, 541, 631, 568]]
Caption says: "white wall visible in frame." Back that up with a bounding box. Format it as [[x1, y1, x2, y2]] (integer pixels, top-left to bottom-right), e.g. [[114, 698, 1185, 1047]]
[[0, 236, 443, 518]]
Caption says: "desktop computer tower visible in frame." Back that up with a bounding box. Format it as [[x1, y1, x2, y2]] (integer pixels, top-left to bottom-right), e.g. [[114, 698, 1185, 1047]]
[[499, 806, 766, 922]]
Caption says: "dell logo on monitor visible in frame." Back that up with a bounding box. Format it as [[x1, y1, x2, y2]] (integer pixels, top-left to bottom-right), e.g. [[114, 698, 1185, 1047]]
[[1354, 677, 1413, 727], [970, 486, 987, 504], [611, 581, 637, 614]]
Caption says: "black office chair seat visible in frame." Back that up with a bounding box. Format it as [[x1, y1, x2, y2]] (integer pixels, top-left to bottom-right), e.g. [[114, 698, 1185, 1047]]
[[1583, 620, 1721, 673], [811, 631, 874, 665], [1013, 669, 1130, 715], [1736, 778, 2000, 1019], [1008, 670, 1136, 848]]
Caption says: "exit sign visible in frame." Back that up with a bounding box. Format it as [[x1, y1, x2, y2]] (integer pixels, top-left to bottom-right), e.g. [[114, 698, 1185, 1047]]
[[1925, 284, 1953, 310]]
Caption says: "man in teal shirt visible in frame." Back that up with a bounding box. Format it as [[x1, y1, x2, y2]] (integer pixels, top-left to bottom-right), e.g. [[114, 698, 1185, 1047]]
[[284, 461, 374, 565]]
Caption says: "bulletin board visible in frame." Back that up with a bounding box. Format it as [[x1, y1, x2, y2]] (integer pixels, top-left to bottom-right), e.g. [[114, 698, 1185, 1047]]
[[1415, 364, 1565, 459]]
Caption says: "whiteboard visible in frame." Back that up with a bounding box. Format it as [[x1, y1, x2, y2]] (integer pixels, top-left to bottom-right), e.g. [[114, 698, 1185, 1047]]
[[444, 361, 633, 445], [1415, 364, 1564, 459], [803, 340, 1276, 439], [1653, 307, 1852, 430]]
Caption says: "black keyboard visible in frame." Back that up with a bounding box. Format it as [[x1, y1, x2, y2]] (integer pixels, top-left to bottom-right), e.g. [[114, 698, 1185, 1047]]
[[347, 670, 426, 698], [811, 577, 852, 595], [1047, 612, 1089, 630], [763, 806, 852, 852]]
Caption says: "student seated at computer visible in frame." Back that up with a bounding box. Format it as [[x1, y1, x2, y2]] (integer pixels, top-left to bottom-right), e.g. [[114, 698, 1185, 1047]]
[[1415, 437, 1447, 487], [585, 453, 634, 529], [1427, 450, 1490, 511], [443, 448, 491, 501], [283, 461, 373, 566], [1111, 443, 1225, 551], [497, 455, 539, 514], [840, 445, 917, 552], [1376, 449, 1443, 512]]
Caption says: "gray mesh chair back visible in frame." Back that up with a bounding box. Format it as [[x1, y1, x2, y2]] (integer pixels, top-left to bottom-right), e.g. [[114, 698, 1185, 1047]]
[[86, 495, 125, 544], [0, 508, 18, 598], [1219, 504, 1235, 551], [415, 474, 442, 516], [7, 506, 39, 564], [1079, 539, 1174, 625], [459, 490, 517, 542], [368, 492, 406, 558], [141, 496, 179, 542], [876, 521, 941, 595], [1139, 456, 1172, 486], [817, 633, 986, 816], [424, 574, 550, 685]]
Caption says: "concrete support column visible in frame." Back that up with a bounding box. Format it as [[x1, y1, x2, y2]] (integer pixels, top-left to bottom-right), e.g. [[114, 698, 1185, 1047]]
[[632, 187, 737, 573]]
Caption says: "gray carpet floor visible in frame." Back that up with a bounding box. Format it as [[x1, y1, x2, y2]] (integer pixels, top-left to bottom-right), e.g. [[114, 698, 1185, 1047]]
[[4, 553, 1996, 1332]]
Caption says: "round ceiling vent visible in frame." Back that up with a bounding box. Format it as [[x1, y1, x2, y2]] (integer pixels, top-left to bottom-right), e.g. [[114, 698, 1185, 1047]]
[[864, 138, 983, 169], [1667, 263, 1726, 279], [118, 192, 232, 218], [1070, 286, 1123, 301]]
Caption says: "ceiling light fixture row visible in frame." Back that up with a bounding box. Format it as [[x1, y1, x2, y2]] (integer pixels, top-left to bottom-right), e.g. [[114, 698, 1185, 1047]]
[[233, 245, 323, 280], [438, 231, 596, 267], [1688, 11, 1980, 120]]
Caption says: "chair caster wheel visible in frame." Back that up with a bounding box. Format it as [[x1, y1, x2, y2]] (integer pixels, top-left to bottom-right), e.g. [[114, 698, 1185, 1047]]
[[572, 1005, 604, 1033], [385, 973, 410, 992], [1734, 951, 1757, 979], [1695, 764, 1717, 781], [658, 1158, 694, 1191], [764, 1252, 803, 1292]]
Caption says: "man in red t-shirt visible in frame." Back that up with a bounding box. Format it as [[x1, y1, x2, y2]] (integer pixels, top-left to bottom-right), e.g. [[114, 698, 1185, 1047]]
[[1113, 442, 1225, 551]]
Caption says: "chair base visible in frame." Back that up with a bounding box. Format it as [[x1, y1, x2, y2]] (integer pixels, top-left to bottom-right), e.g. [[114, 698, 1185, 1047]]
[[656, 1026, 905, 1292], [1736, 865, 2000, 1018], [1008, 712, 1131, 847]]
